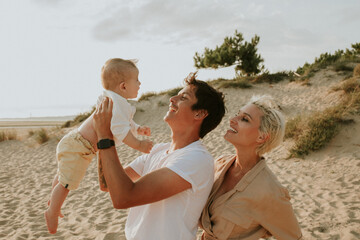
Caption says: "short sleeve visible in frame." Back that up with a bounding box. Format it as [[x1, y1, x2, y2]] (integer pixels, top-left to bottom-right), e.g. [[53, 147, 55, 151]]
[[165, 150, 214, 193], [126, 143, 168, 177], [127, 154, 147, 176], [254, 188, 302, 240], [130, 119, 140, 136]]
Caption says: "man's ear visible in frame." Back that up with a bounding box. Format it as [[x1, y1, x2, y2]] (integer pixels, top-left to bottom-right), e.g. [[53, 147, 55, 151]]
[[194, 109, 208, 120], [256, 132, 269, 144]]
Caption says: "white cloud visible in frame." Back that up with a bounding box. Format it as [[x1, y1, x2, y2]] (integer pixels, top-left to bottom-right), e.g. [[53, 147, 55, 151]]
[[31, 0, 63, 6], [92, 0, 246, 45]]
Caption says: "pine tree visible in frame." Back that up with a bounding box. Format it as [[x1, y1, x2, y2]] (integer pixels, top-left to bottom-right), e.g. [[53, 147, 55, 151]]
[[194, 30, 264, 76]]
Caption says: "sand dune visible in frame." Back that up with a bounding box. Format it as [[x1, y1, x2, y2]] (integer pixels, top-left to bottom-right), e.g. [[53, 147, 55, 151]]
[[0, 68, 359, 239]]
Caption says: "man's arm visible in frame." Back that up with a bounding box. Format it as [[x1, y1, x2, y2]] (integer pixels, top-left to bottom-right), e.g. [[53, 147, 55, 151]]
[[94, 98, 191, 209]]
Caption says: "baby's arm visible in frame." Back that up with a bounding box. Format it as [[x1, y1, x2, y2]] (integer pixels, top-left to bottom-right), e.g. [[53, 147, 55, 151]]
[[123, 130, 153, 153]]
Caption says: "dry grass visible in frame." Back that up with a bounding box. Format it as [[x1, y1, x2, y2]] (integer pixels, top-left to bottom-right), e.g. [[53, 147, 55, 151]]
[[62, 107, 95, 128], [287, 106, 345, 158], [354, 64, 360, 77], [331, 77, 360, 93], [217, 79, 252, 89], [34, 128, 49, 144], [286, 76, 360, 158], [138, 92, 158, 101], [251, 71, 294, 83], [0, 131, 17, 142], [138, 87, 182, 102]]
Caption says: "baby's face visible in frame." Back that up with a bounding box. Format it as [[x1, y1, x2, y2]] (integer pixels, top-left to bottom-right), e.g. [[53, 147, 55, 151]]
[[124, 68, 140, 99]]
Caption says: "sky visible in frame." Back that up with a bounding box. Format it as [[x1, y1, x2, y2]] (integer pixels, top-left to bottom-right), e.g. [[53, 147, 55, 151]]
[[1, 0, 359, 118]]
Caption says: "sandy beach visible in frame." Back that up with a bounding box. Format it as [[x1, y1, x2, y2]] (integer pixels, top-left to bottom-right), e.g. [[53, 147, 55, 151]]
[[1, 68, 359, 239]]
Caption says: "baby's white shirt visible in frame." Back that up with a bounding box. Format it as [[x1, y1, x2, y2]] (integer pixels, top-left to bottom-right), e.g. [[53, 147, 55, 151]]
[[97, 90, 139, 145]]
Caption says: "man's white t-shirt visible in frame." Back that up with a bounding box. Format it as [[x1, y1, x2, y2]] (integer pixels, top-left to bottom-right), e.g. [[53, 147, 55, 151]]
[[126, 141, 214, 240]]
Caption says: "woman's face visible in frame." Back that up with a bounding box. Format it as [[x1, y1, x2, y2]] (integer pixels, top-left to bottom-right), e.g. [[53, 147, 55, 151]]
[[224, 103, 264, 148]]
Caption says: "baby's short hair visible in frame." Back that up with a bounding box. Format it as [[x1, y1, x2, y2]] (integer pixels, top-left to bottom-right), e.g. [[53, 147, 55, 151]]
[[247, 95, 286, 156], [101, 58, 138, 90]]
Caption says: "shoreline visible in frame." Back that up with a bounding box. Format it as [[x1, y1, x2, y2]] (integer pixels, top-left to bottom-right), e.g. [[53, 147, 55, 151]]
[[0, 116, 75, 128], [0, 115, 75, 122]]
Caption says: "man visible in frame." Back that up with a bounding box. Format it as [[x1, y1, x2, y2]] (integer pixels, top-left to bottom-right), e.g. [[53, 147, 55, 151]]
[[93, 73, 225, 240]]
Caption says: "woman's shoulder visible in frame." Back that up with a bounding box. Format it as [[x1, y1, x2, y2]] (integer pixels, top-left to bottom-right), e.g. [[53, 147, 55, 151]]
[[252, 163, 291, 200]]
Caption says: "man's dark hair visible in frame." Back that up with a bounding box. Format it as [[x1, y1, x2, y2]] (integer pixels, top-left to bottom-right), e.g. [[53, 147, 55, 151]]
[[184, 72, 226, 138]]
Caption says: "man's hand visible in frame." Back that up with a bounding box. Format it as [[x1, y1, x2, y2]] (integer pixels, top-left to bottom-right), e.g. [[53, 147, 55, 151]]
[[139, 139, 153, 153], [137, 126, 151, 136], [93, 97, 113, 140]]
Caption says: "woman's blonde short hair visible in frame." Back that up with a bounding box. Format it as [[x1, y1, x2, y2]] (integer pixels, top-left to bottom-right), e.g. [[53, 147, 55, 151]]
[[101, 58, 138, 90], [247, 95, 286, 156]]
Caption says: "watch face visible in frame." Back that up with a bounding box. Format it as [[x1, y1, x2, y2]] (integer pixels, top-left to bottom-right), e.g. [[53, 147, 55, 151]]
[[97, 139, 115, 149]]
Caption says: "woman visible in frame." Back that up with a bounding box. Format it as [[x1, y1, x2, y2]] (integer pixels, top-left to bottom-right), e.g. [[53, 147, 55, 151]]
[[199, 95, 302, 240]]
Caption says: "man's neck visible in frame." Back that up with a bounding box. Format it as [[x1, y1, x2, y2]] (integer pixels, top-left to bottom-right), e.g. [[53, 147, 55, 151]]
[[168, 130, 200, 153]]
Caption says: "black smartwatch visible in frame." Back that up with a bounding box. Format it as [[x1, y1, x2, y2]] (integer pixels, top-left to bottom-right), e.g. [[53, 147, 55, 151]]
[[97, 139, 115, 149]]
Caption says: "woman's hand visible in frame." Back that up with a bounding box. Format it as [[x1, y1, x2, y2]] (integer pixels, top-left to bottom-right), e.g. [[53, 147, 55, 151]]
[[93, 97, 113, 140]]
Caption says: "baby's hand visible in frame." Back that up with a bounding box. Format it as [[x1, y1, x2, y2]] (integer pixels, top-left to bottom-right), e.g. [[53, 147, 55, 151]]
[[137, 126, 151, 136], [139, 139, 153, 153]]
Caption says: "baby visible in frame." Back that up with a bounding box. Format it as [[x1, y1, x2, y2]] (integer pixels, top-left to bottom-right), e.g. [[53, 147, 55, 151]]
[[44, 58, 153, 234]]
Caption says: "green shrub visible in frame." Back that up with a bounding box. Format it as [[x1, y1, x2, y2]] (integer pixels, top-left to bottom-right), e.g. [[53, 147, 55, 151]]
[[218, 78, 252, 89], [299, 68, 316, 82], [296, 62, 311, 75], [252, 71, 293, 83], [333, 62, 354, 72], [352, 43, 360, 53], [296, 43, 360, 77]]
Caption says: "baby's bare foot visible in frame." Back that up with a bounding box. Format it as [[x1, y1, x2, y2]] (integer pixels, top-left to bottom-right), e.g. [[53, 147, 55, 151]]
[[44, 210, 58, 234]]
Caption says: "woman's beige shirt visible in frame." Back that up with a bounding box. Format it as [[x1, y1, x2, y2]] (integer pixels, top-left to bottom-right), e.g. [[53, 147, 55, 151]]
[[199, 155, 302, 240]]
